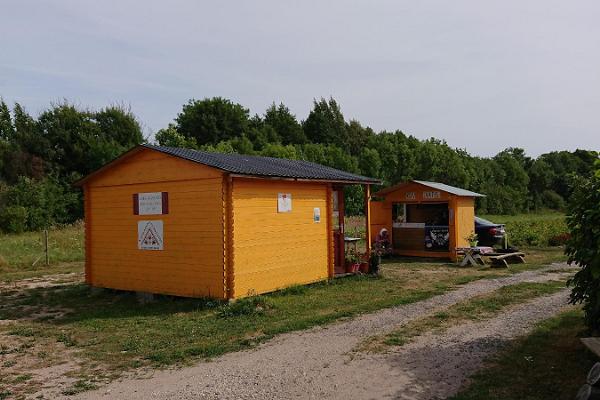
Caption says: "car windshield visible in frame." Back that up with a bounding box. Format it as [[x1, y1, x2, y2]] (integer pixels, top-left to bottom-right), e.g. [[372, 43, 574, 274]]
[[475, 216, 495, 225]]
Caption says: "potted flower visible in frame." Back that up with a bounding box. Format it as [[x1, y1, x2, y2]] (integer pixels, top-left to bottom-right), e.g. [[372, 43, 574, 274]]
[[465, 231, 479, 247], [345, 248, 361, 273]]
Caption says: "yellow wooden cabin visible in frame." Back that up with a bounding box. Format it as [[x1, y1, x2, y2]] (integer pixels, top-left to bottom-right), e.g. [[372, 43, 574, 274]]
[[75, 144, 379, 299], [370, 180, 484, 261]]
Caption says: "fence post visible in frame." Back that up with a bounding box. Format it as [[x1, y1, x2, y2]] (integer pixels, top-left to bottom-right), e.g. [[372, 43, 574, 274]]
[[44, 229, 49, 266]]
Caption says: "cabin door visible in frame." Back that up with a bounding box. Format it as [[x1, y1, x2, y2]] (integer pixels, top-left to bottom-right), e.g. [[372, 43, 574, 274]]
[[332, 188, 346, 274]]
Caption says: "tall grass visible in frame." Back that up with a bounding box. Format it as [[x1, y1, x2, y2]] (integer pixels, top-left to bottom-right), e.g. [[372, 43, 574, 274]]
[[0, 222, 84, 273]]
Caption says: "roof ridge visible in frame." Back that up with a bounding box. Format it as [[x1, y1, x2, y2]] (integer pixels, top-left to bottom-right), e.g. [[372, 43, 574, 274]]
[[142, 144, 380, 184]]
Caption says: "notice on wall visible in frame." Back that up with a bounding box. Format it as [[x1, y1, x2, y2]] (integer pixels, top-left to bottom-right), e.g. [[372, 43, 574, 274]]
[[138, 220, 164, 250], [278, 193, 292, 213], [423, 191, 441, 200], [313, 207, 321, 223], [134, 192, 169, 215]]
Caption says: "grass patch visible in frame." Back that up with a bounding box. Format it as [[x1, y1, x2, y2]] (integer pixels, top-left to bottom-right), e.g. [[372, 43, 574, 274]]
[[61, 379, 98, 396], [450, 309, 594, 400], [361, 280, 567, 352], [0, 222, 84, 281]]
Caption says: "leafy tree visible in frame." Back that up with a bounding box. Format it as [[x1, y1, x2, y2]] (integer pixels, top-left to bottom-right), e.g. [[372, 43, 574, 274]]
[[345, 120, 374, 156], [175, 97, 250, 145], [264, 103, 306, 144], [95, 106, 144, 147], [260, 143, 298, 159], [35, 102, 143, 179], [0, 99, 14, 140], [156, 124, 198, 148], [358, 147, 381, 179], [567, 165, 600, 331], [302, 98, 347, 146]]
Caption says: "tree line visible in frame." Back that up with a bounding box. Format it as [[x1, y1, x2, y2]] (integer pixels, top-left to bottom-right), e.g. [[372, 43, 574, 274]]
[[0, 96, 597, 232]]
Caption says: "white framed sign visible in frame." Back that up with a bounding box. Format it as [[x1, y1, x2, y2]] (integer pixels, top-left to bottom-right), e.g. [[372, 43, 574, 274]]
[[313, 207, 321, 223], [133, 192, 168, 215], [278, 193, 292, 213], [138, 220, 164, 250]]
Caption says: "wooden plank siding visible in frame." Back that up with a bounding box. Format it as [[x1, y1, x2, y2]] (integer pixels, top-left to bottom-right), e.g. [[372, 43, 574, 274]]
[[455, 197, 475, 248], [369, 181, 478, 261], [231, 178, 330, 297], [85, 148, 226, 298]]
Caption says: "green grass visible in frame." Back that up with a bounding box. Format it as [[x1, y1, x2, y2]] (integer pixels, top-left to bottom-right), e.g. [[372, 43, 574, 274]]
[[450, 309, 594, 400], [361, 280, 568, 351], [0, 222, 84, 281]]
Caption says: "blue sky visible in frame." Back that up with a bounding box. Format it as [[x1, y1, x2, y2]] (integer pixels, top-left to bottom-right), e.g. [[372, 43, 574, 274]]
[[1, 1, 598, 156]]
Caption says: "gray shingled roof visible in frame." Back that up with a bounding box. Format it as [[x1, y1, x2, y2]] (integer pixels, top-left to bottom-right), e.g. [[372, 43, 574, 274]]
[[412, 180, 485, 197], [142, 144, 380, 184]]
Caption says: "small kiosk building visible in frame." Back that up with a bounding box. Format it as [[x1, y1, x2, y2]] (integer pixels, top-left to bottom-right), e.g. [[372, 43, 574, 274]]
[[75, 144, 379, 299], [370, 180, 484, 261]]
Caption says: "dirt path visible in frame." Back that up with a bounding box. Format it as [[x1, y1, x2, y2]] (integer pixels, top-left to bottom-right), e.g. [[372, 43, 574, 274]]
[[65, 264, 574, 400]]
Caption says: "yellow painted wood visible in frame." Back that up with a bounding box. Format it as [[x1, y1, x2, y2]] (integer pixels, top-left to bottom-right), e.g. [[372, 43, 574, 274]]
[[371, 181, 478, 262], [369, 200, 391, 243], [85, 148, 226, 298], [231, 178, 329, 297]]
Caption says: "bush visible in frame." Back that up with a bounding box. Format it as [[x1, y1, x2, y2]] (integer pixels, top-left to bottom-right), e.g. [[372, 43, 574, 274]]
[[541, 190, 566, 210], [0, 205, 28, 233], [567, 172, 600, 331]]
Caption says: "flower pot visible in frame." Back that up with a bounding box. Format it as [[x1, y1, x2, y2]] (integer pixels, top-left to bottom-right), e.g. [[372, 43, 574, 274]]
[[346, 262, 360, 273], [345, 262, 354, 273], [359, 262, 369, 273]]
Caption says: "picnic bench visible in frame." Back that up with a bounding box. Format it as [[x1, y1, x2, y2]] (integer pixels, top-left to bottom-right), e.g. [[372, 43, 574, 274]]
[[456, 247, 526, 268], [485, 252, 526, 268], [576, 338, 600, 400]]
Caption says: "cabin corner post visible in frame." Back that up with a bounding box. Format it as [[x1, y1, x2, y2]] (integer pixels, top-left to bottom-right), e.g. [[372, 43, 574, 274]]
[[364, 184, 372, 256], [224, 175, 235, 299], [83, 184, 92, 285], [448, 197, 458, 262], [326, 184, 334, 279]]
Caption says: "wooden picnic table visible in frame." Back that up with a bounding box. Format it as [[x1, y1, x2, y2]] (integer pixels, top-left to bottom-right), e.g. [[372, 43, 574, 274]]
[[456, 247, 527, 268], [456, 246, 494, 267]]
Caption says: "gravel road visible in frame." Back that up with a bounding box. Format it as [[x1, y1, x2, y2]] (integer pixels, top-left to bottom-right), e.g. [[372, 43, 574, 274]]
[[66, 264, 574, 400]]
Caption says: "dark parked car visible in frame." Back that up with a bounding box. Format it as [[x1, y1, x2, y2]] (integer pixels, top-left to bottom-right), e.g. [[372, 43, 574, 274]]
[[475, 216, 506, 247]]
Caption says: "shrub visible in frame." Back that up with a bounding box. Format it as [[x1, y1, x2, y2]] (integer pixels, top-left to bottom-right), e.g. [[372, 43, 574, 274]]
[[567, 171, 600, 331], [0, 205, 28, 233]]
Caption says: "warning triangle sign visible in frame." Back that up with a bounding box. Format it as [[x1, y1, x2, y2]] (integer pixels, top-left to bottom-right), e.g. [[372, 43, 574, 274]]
[[138, 221, 164, 250]]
